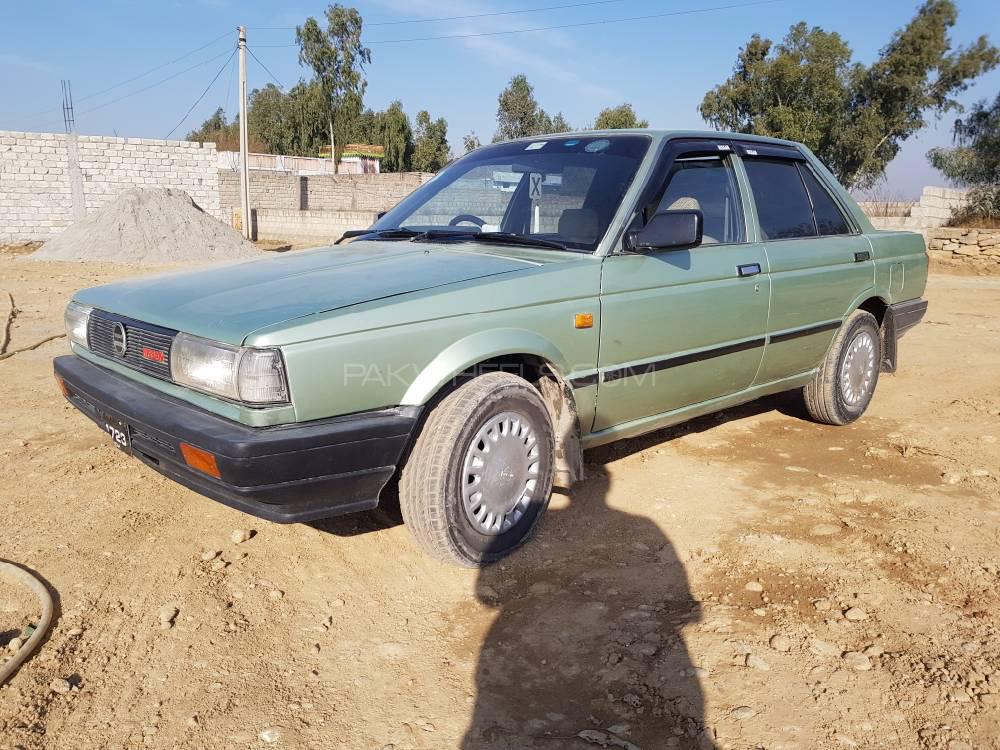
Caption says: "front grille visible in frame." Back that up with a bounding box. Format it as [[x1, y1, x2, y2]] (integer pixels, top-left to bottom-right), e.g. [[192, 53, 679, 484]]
[[88, 310, 176, 382]]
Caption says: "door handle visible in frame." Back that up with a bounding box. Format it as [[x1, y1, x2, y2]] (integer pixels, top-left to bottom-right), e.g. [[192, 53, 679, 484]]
[[854, 250, 871, 262], [737, 263, 761, 277]]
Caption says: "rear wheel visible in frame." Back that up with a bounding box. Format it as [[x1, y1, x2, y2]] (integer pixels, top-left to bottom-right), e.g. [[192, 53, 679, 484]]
[[803, 310, 881, 426], [399, 372, 555, 566]]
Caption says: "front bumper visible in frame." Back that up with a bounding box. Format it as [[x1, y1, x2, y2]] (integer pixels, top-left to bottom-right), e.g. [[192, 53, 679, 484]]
[[54, 355, 420, 523]]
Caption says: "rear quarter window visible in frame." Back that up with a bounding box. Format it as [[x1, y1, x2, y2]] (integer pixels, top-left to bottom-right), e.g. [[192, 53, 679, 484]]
[[799, 166, 852, 236]]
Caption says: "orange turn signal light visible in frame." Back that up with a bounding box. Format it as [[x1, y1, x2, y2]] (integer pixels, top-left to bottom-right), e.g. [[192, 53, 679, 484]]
[[574, 313, 594, 329], [180, 442, 221, 479], [54, 374, 70, 398]]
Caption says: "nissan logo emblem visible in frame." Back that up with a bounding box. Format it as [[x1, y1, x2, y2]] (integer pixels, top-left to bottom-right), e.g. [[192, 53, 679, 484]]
[[112, 322, 127, 357]]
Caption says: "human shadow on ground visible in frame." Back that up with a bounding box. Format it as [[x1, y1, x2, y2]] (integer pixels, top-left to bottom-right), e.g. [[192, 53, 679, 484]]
[[461, 462, 713, 750]]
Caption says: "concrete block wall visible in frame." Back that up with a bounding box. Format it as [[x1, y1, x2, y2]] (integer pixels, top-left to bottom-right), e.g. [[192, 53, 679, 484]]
[[863, 186, 970, 232], [218, 170, 430, 216], [926, 228, 1000, 266], [251, 208, 379, 243], [0, 130, 219, 242]]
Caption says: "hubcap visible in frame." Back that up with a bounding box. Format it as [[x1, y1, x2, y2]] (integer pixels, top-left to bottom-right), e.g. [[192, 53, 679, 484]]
[[461, 411, 540, 535], [840, 330, 876, 405]]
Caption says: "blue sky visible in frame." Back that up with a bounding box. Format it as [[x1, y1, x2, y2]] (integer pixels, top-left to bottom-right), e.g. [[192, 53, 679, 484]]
[[2, 0, 997, 198]]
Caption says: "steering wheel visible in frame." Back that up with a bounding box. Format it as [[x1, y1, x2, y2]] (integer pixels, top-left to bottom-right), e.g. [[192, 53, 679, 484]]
[[448, 214, 487, 228]]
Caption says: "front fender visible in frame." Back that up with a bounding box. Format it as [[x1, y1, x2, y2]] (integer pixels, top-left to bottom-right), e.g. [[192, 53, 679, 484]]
[[400, 328, 571, 406]]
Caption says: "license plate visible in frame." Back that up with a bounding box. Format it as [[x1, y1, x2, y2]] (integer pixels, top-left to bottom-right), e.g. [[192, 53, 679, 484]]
[[100, 412, 131, 454]]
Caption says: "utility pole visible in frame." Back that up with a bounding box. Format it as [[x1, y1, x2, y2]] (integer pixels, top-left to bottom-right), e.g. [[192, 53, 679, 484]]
[[60, 80, 76, 134], [237, 25, 252, 240]]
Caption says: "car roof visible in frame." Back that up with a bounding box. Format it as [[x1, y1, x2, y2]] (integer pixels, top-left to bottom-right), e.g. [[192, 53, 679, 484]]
[[499, 129, 805, 150]]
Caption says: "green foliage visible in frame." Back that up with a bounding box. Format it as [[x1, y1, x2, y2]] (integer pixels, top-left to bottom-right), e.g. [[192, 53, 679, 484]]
[[378, 101, 414, 173], [412, 110, 450, 172], [594, 103, 649, 130], [929, 94, 1000, 221], [296, 4, 371, 166], [928, 94, 1000, 186], [462, 131, 482, 153], [699, 1, 999, 189], [493, 74, 572, 141], [186, 107, 241, 151]]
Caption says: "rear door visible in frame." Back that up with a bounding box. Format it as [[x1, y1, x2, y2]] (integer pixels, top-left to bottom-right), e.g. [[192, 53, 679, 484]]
[[735, 144, 875, 383], [594, 139, 770, 431]]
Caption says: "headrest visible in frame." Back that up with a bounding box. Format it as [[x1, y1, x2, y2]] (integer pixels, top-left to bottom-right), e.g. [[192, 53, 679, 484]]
[[558, 208, 599, 244]]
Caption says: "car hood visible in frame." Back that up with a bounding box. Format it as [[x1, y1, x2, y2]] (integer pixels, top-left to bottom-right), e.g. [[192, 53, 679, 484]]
[[74, 241, 539, 344]]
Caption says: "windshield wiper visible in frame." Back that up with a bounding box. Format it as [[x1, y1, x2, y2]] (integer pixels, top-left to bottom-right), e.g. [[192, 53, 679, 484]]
[[411, 230, 568, 251]]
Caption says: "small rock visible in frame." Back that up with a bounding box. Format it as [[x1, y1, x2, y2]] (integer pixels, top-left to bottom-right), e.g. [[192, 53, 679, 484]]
[[200, 549, 221, 561], [813, 598, 832, 611], [745, 654, 770, 671], [730, 705, 755, 720], [769, 634, 792, 652], [231, 529, 254, 544], [49, 678, 72, 695], [948, 741, 973, 750], [210, 559, 227, 572], [158, 605, 179, 629], [66, 627, 84, 637], [187, 715, 199, 728], [8, 636, 24, 653], [752, 607, 767, 616], [269, 590, 284, 600], [310, 643, 320, 655], [744, 581, 763, 593], [942, 472, 964, 485], [844, 607, 868, 622], [809, 639, 841, 657], [259, 727, 280, 743], [863, 644, 884, 657], [331, 598, 346, 607], [842, 651, 872, 671]]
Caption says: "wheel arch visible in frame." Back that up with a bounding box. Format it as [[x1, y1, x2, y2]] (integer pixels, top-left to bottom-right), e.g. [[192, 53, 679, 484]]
[[848, 294, 895, 372], [400, 329, 585, 485]]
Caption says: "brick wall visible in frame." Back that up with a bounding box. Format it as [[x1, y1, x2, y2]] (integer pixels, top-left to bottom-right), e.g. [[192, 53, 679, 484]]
[[0, 130, 219, 242]]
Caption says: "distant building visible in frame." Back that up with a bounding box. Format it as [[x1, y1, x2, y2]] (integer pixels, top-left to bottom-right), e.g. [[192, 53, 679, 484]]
[[319, 144, 385, 174]]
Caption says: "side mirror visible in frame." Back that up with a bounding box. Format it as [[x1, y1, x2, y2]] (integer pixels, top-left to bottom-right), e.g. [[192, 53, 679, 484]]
[[625, 209, 703, 252]]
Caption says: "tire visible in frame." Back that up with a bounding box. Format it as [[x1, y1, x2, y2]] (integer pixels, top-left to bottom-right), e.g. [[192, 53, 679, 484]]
[[399, 372, 555, 567], [803, 310, 882, 426]]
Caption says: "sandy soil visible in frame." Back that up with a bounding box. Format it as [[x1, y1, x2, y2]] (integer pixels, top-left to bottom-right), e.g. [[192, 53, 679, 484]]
[[0, 256, 998, 750]]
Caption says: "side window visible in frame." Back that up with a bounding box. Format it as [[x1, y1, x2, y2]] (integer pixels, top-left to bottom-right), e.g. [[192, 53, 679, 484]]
[[743, 159, 816, 240], [798, 166, 852, 236], [653, 155, 745, 245]]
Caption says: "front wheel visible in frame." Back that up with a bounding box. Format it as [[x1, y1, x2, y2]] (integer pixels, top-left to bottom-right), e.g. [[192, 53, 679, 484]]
[[802, 310, 882, 426], [399, 372, 555, 567]]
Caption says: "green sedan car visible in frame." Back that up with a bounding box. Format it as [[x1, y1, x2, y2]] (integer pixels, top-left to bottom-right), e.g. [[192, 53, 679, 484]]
[[54, 130, 928, 566]]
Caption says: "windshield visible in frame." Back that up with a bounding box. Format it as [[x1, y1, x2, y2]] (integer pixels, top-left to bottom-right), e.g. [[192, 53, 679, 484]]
[[371, 135, 651, 252]]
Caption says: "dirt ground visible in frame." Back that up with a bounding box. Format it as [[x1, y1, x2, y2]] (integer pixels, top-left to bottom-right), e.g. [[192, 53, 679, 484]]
[[0, 255, 998, 750]]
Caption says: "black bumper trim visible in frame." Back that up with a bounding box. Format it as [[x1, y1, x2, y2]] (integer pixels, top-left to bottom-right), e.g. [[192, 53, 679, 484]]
[[889, 298, 928, 338], [54, 355, 421, 523]]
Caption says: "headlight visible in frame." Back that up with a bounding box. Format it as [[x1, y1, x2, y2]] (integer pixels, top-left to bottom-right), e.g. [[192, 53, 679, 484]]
[[170, 333, 289, 405], [64, 302, 92, 349]]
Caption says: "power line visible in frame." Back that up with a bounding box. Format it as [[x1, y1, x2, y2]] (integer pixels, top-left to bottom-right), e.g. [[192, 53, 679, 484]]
[[252, 0, 786, 46], [223, 49, 238, 116], [246, 46, 284, 89], [76, 48, 234, 118], [250, 0, 628, 29], [164, 49, 237, 139], [15, 31, 232, 122]]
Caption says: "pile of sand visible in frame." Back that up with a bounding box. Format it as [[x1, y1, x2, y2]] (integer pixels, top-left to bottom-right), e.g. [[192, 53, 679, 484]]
[[33, 188, 261, 265]]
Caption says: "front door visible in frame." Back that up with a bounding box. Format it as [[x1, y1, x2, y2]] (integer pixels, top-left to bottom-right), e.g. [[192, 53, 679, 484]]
[[594, 141, 770, 432]]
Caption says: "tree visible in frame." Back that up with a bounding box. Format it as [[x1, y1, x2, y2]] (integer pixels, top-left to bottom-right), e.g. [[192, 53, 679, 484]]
[[296, 4, 371, 173], [378, 101, 414, 172], [495, 74, 540, 141], [463, 131, 482, 153], [928, 94, 1000, 220], [699, 1, 998, 189], [412, 110, 450, 172], [539, 110, 572, 133], [928, 94, 1000, 186], [594, 103, 649, 130]]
